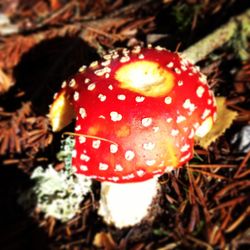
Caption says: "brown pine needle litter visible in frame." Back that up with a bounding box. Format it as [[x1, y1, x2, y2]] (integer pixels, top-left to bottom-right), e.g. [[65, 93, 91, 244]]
[[0, 0, 250, 249]]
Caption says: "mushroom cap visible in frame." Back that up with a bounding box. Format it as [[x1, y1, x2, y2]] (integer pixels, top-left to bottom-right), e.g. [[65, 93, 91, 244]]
[[50, 46, 216, 183]]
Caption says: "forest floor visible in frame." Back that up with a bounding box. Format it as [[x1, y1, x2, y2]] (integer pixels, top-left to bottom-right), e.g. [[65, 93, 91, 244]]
[[0, 0, 250, 249]]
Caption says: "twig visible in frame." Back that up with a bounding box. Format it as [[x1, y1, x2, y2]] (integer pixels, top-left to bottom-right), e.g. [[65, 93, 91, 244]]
[[225, 206, 250, 233], [182, 8, 250, 63]]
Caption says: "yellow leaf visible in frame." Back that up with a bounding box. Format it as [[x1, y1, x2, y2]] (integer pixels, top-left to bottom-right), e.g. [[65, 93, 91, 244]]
[[93, 232, 117, 250], [195, 97, 238, 149]]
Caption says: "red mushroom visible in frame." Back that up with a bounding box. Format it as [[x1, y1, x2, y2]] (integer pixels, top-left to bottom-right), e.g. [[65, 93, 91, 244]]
[[49, 45, 216, 228]]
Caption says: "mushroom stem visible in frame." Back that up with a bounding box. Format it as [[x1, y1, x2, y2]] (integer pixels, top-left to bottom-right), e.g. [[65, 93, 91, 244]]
[[98, 177, 160, 229]]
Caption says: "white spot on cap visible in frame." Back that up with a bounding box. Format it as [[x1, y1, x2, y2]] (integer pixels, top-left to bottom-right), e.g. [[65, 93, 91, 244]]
[[181, 65, 187, 71], [112, 54, 119, 59], [132, 46, 141, 54], [90, 61, 98, 68], [87, 83, 96, 91], [178, 80, 183, 86], [199, 74, 207, 84], [164, 96, 172, 104], [120, 56, 130, 63], [80, 165, 88, 171], [98, 94, 106, 102], [153, 126, 160, 133], [142, 117, 152, 127], [196, 86, 205, 98], [122, 173, 135, 180], [183, 99, 196, 112], [117, 94, 126, 101], [143, 142, 155, 150], [115, 164, 123, 171], [180, 144, 190, 152], [166, 117, 172, 123], [180, 153, 191, 163], [101, 60, 111, 66], [61, 81, 67, 88], [155, 46, 164, 51], [138, 54, 144, 59], [174, 68, 181, 74], [79, 136, 86, 144], [73, 91, 79, 101], [75, 125, 81, 131], [171, 129, 179, 136], [99, 163, 109, 171], [84, 78, 90, 84], [108, 85, 113, 90], [110, 144, 118, 153], [108, 176, 119, 182], [176, 115, 186, 123], [92, 140, 101, 149], [80, 153, 90, 162], [193, 66, 200, 73], [79, 108, 87, 119], [135, 96, 145, 102], [201, 109, 211, 120], [208, 99, 212, 105], [188, 129, 195, 139], [78, 65, 86, 72], [146, 159, 156, 166], [72, 149, 77, 158], [180, 58, 190, 66], [69, 79, 76, 87], [103, 54, 112, 60], [137, 170, 145, 177], [125, 150, 135, 161], [110, 111, 122, 122], [166, 62, 174, 68]]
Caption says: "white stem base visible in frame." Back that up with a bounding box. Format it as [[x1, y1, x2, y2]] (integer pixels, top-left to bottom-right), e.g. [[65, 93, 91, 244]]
[[98, 178, 159, 229]]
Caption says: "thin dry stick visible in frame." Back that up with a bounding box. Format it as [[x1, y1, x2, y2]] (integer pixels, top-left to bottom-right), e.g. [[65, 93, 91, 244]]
[[225, 206, 250, 233], [182, 8, 250, 63]]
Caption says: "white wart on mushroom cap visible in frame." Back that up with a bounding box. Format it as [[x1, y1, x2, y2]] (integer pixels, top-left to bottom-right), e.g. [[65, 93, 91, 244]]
[[50, 46, 216, 183]]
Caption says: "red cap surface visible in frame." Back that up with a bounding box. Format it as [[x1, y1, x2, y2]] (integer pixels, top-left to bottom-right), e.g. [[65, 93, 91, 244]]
[[50, 46, 216, 183]]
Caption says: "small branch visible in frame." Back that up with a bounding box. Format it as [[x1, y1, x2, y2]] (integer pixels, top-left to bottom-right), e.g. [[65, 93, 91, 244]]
[[182, 8, 250, 63]]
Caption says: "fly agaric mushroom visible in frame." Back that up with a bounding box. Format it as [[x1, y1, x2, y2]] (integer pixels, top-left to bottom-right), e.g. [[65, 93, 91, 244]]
[[49, 45, 216, 228]]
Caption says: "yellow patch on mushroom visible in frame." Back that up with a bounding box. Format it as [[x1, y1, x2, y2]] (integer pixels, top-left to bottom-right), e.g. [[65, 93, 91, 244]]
[[115, 61, 175, 97], [115, 125, 131, 138], [49, 90, 75, 132], [88, 125, 101, 136], [163, 140, 179, 167]]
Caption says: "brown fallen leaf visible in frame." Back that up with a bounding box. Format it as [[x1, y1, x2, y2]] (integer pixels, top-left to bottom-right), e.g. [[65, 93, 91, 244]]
[[195, 97, 238, 149], [93, 231, 117, 250], [0, 68, 13, 94]]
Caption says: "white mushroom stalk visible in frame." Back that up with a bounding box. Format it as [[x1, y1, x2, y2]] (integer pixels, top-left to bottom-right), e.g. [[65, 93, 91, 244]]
[[98, 177, 159, 228], [49, 45, 217, 228]]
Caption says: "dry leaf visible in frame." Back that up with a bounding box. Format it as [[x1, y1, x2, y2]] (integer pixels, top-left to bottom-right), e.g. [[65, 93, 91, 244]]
[[93, 232, 117, 250], [0, 68, 13, 94], [195, 97, 238, 149]]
